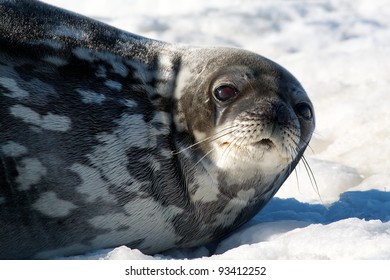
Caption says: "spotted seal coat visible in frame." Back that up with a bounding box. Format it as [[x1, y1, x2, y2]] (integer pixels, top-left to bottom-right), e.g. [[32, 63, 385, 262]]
[[0, 0, 315, 259]]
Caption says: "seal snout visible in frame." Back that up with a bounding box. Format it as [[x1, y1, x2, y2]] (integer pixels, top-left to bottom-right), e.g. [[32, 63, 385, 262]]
[[212, 98, 301, 164]]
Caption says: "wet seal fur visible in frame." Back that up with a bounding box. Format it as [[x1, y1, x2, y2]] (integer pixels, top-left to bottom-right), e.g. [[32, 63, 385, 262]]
[[0, 0, 315, 259]]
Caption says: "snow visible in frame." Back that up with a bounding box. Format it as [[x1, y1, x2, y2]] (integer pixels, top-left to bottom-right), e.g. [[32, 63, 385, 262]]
[[42, 0, 390, 260]]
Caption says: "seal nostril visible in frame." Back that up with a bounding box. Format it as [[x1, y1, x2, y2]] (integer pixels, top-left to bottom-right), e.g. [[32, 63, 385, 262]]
[[295, 103, 313, 120]]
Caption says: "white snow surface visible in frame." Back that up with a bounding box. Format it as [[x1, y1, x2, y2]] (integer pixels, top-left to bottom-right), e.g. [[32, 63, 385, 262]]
[[43, 0, 390, 260]]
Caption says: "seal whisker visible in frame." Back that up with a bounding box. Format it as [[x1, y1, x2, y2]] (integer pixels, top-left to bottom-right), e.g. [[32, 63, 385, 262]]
[[289, 131, 316, 155], [301, 155, 322, 201], [306, 144, 316, 155], [287, 137, 319, 196], [293, 167, 302, 194], [189, 147, 216, 172], [172, 125, 239, 155], [284, 139, 322, 196], [217, 134, 242, 167]]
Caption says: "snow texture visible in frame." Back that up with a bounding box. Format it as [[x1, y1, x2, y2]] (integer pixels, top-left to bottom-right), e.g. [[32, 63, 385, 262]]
[[43, 0, 390, 260]]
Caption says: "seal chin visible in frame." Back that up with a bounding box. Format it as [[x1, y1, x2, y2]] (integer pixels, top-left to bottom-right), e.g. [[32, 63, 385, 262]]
[[213, 137, 291, 174], [217, 137, 292, 160], [251, 138, 297, 161]]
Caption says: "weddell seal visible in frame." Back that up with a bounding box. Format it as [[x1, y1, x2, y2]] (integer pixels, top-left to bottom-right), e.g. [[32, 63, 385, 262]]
[[0, 0, 315, 259]]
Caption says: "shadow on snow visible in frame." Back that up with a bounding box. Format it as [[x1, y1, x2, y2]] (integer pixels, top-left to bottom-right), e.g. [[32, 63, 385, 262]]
[[251, 190, 390, 225]]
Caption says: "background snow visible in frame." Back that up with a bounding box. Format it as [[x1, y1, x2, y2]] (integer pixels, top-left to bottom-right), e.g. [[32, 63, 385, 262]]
[[43, 0, 390, 260]]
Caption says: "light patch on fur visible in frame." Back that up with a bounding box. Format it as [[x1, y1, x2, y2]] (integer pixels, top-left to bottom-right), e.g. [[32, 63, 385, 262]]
[[73, 47, 95, 62], [69, 163, 115, 203], [89, 213, 130, 230], [193, 129, 207, 141], [73, 47, 129, 77], [156, 81, 173, 98], [87, 114, 152, 189], [76, 89, 106, 104], [10, 104, 71, 131], [15, 157, 47, 191], [0, 77, 29, 99], [104, 80, 122, 91], [33, 191, 78, 218], [0, 197, 5, 205], [151, 111, 171, 134], [173, 67, 193, 100], [95, 52, 129, 77], [122, 99, 138, 108], [96, 65, 107, 78], [89, 198, 183, 252], [155, 54, 176, 98], [189, 159, 220, 203], [157, 54, 173, 69], [172, 110, 188, 132], [112, 114, 153, 148], [213, 189, 256, 227], [1, 141, 28, 157], [126, 60, 152, 83], [111, 61, 128, 77], [51, 26, 85, 40], [192, 172, 220, 203], [42, 55, 68, 66]]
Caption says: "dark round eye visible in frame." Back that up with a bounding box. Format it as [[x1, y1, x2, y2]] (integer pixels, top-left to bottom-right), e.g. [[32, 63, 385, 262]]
[[295, 103, 313, 120], [214, 85, 238, 102]]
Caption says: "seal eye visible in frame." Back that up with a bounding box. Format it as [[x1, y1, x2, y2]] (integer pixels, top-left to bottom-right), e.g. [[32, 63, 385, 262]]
[[295, 103, 313, 120], [214, 85, 238, 102]]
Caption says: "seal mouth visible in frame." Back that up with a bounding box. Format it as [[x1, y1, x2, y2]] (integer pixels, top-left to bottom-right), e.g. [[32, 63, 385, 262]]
[[254, 138, 275, 150], [219, 138, 276, 150]]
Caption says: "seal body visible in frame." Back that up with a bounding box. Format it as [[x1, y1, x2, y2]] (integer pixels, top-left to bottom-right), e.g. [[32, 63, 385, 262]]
[[0, 0, 315, 259]]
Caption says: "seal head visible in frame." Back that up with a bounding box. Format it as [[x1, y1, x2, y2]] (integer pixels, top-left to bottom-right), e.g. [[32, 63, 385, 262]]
[[174, 48, 314, 198]]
